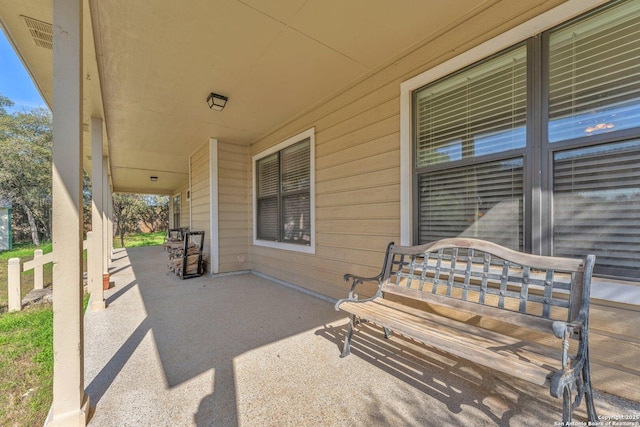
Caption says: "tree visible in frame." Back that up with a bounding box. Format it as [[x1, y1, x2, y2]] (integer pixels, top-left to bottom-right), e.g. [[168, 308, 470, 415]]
[[0, 95, 53, 245], [112, 193, 145, 247], [138, 195, 169, 232], [112, 193, 170, 247], [83, 170, 92, 234]]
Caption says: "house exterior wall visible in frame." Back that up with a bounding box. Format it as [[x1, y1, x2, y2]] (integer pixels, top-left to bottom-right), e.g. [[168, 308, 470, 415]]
[[249, 0, 572, 299], [217, 141, 250, 273], [190, 142, 211, 263], [245, 0, 640, 401]]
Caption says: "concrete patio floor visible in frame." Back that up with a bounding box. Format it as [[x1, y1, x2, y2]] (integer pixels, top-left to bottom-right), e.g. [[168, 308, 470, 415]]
[[84, 246, 640, 426]]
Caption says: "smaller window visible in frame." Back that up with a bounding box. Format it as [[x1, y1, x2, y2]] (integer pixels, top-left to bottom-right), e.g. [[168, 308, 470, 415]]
[[172, 195, 181, 228], [253, 128, 315, 253]]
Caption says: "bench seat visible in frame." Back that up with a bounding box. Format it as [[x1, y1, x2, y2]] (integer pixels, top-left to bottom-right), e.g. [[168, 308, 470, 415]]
[[340, 298, 560, 386]]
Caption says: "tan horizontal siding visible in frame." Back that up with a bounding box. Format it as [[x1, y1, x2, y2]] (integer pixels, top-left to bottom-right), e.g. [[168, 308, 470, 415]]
[[316, 134, 399, 178], [190, 142, 210, 261], [317, 184, 400, 208], [316, 168, 400, 196], [217, 141, 249, 273], [317, 149, 400, 182], [316, 201, 397, 221]]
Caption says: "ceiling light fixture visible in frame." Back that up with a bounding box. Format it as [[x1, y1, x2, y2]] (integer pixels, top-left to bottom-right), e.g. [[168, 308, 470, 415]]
[[150, 176, 158, 182], [207, 92, 228, 111]]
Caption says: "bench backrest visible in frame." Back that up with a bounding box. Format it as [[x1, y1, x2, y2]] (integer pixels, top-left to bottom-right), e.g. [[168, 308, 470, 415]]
[[381, 238, 595, 326]]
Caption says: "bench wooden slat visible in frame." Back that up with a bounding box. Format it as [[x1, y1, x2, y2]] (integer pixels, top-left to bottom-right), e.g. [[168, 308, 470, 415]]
[[373, 298, 563, 361], [340, 299, 556, 385], [382, 284, 557, 335], [389, 238, 586, 272]]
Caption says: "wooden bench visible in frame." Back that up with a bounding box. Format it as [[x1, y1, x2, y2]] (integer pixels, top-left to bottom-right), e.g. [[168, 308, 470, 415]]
[[335, 238, 597, 424]]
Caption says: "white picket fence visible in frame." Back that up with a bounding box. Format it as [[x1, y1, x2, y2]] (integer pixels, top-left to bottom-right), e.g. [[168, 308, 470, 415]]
[[7, 238, 88, 312]]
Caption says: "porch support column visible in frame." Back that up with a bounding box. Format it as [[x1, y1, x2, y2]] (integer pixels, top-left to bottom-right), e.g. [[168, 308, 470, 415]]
[[102, 157, 109, 273], [107, 189, 113, 262], [209, 138, 219, 274], [90, 118, 105, 311], [46, 0, 89, 424]]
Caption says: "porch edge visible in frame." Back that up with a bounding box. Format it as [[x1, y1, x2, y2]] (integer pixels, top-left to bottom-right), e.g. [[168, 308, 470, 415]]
[[251, 271, 337, 305]]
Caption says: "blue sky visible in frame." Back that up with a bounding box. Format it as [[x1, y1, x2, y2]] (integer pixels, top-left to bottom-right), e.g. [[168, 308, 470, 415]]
[[0, 27, 48, 112]]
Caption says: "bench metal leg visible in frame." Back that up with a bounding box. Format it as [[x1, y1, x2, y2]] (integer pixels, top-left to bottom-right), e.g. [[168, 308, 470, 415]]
[[583, 354, 598, 422], [340, 315, 355, 358], [562, 385, 573, 424], [383, 327, 391, 339]]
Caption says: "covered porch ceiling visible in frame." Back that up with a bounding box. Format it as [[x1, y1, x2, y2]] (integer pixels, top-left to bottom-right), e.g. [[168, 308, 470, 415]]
[[2, 0, 507, 194]]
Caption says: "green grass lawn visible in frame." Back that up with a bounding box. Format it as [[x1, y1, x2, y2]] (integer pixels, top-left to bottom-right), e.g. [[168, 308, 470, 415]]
[[113, 230, 165, 249], [0, 294, 90, 427], [0, 306, 53, 426]]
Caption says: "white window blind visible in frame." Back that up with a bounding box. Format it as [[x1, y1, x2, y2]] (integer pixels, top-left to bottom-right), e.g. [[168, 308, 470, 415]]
[[256, 153, 279, 241], [282, 140, 310, 244], [548, 0, 640, 142], [414, 46, 527, 250], [415, 45, 527, 167], [553, 140, 640, 278], [419, 158, 523, 250]]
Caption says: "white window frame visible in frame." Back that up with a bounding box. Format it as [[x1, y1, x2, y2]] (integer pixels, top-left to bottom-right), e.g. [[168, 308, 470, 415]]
[[252, 127, 316, 254], [399, 0, 640, 306]]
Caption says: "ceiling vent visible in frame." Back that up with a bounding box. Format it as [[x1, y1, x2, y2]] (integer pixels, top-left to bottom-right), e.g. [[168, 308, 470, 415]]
[[21, 16, 53, 50]]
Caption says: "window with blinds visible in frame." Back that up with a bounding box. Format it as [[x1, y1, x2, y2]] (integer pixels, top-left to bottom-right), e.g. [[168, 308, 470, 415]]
[[411, 0, 640, 281], [172, 195, 180, 228], [255, 138, 311, 246], [414, 45, 527, 251], [548, 0, 640, 143], [548, 0, 640, 279]]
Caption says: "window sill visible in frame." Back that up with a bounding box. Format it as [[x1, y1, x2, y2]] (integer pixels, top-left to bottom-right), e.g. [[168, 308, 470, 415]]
[[253, 239, 315, 255], [591, 277, 640, 307]]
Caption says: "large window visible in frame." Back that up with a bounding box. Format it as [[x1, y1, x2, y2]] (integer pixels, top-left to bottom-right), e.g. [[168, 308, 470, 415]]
[[253, 128, 315, 253], [411, 0, 640, 281]]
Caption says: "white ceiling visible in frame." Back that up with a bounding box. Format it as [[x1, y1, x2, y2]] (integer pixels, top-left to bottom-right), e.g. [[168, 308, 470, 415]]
[[1, 0, 497, 194]]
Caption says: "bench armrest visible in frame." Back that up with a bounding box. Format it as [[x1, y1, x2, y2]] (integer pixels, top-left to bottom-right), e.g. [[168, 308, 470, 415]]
[[552, 312, 587, 370], [552, 315, 585, 340], [335, 242, 394, 311], [334, 274, 383, 311]]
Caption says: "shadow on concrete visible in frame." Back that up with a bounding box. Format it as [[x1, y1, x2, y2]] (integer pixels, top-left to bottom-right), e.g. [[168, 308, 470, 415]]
[[109, 248, 128, 262], [315, 322, 578, 426], [86, 317, 151, 405], [107, 262, 132, 277], [104, 279, 137, 306], [120, 247, 344, 426]]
